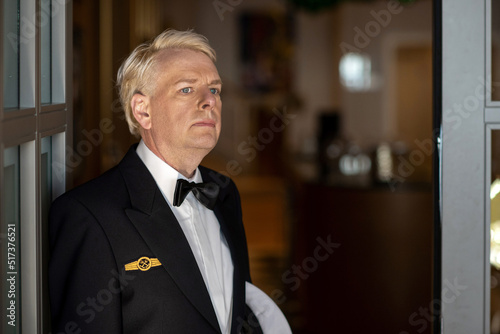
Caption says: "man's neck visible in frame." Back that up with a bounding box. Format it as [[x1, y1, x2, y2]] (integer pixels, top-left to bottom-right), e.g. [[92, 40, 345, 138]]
[[141, 139, 207, 179]]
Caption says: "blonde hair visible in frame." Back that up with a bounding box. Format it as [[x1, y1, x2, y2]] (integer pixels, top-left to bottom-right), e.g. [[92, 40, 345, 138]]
[[116, 29, 217, 136]]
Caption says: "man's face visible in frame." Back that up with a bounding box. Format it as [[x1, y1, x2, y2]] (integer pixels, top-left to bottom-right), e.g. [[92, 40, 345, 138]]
[[145, 48, 222, 163]]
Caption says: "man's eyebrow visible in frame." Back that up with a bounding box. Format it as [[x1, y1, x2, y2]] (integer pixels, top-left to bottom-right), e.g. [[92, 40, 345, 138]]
[[174, 78, 198, 85], [173, 78, 222, 85], [210, 79, 223, 85]]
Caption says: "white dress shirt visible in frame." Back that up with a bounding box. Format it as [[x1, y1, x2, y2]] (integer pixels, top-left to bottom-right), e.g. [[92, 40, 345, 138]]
[[137, 141, 233, 333], [136, 140, 291, 334]]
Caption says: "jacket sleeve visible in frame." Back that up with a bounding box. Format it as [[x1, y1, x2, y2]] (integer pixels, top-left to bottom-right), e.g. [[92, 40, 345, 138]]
[[49, 195, 123, 333]]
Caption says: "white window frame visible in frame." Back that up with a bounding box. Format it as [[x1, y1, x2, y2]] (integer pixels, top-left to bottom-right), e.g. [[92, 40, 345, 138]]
[[440, 0, 500, 333]]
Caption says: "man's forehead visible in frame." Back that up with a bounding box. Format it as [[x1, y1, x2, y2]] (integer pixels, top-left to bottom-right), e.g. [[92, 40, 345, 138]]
[[154, 51, 220, 85], [156, 48, 215, 67]]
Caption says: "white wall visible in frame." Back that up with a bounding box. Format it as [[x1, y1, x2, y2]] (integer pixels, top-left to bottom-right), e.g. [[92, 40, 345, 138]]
[[339, 0, 432, 148]]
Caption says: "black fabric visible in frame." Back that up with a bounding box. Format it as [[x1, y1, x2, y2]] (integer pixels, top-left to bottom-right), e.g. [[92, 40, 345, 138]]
[[48, 144, 262, 334], [173, 179, 220, 210]]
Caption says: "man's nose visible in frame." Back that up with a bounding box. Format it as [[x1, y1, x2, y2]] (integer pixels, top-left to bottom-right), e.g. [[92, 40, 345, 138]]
[[199, 88, 216, 110]]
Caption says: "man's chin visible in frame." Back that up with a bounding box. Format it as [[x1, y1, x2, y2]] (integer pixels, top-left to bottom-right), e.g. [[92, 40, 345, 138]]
[[191, 139, 218, 152]]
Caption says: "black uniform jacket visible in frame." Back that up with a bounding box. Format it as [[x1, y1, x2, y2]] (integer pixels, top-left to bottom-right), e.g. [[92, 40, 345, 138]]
[[49, 145, 262, 334]]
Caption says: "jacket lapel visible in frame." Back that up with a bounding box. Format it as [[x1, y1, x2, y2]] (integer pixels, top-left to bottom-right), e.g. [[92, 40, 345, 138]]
[[118, 146, 221, 333]]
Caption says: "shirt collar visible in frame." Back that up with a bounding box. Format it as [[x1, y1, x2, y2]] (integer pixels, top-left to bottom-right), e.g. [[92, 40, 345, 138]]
[[136, 140, 203, 205]]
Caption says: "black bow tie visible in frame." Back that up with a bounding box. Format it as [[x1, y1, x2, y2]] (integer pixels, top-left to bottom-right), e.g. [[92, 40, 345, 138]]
[[173, 179, 220, 210]]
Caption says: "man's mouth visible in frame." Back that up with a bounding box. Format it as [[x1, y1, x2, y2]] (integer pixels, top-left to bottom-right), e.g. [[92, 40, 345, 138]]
[[193, 119, 216, 127]]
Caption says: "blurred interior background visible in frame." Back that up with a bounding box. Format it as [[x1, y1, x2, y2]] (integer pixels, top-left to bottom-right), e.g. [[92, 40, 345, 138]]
[[72, 0, 433, 332]]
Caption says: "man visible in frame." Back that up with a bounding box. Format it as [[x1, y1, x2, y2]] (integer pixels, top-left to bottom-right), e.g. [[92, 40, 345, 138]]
[[49, 29, 290, 333]]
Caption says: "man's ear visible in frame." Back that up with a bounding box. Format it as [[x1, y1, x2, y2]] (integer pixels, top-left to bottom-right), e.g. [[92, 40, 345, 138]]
[[131, 93, 151, 130]]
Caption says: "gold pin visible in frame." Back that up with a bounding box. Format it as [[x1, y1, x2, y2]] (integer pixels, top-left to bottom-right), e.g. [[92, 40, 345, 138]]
[[124, 256, 162, 271]]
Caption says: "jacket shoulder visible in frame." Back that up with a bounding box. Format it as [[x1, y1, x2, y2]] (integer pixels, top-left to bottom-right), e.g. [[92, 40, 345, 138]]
[[53, 144, 144, 208]]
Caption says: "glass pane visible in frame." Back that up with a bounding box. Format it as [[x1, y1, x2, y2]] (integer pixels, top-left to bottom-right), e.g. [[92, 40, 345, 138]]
[[3, 0, 20, 109], [492, 130, 500, 333], [41, 137, 52, 238], [492, 0, 500, 101], [1, 146, 21, 333], [41, 0, 52, 104], [41, 137, 52, 332]]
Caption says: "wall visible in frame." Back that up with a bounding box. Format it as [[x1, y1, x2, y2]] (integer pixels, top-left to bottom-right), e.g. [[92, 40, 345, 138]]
[[194, 0, 342, 166], [339, 0, 432, 149], [193, 0, 432, 162]]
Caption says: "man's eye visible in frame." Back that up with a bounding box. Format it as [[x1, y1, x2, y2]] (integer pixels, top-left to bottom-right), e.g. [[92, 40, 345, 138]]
[[210, 88, 220, 95], [180, 88, 192, 93]]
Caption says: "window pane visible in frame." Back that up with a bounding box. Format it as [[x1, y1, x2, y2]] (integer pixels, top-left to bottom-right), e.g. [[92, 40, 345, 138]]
[[3, 0, 20, 109], [41, 0, 52, 104], [41, 137, 52, 332], [1, 146, 21, 333], [492, 130, 500, 332], [41, 137, 52, 241]]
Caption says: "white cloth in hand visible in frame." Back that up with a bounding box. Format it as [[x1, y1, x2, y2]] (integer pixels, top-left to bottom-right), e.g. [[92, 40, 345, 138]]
[[245, 282, 292, 334]]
